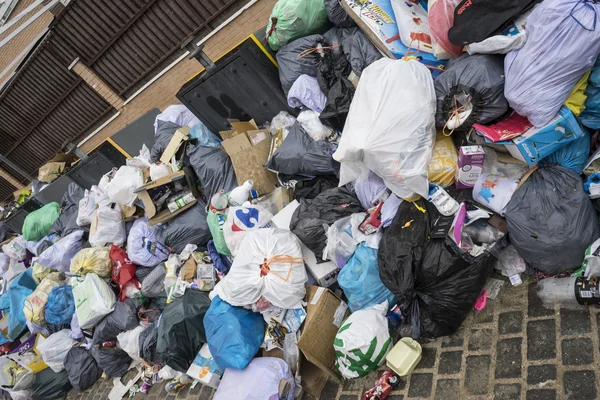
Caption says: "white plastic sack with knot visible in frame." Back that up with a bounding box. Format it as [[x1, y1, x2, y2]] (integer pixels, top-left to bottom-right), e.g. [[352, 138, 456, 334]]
[[71, 273, 116, 329], [212, 229, 307, 309], [37, 330, 77, 372], [105, 166, 144, 206], [222, 204, 274, 256], [333, 58, 436, 199]]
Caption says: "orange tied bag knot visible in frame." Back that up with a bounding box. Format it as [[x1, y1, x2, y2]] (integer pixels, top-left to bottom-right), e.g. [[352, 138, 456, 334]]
[[259, 255, 306, 281]]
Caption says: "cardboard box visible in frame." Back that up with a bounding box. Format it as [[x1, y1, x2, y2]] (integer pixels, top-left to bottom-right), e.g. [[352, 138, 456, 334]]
[[220, 120, 277, 196], [272, 201, 339, 287], [160, 126, 190, 170], [38, 153, 75, 183], [134, 167, 199, 225], [487, 106, 586, 166], [456, 146, 486, 189], [297, 286, 349, 396], [186, 344, 223, 389]]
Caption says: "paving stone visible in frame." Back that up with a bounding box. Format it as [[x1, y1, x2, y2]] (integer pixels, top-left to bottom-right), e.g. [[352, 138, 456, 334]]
[[416, 347, 437, 370], [527, 320, 556, 360], [408, 373, 433, 398], [495, 338, 522, 379], [176, 386, 191, 399], [473, 302, 494, 323], [464, 355, 491, 395], [438, 351, 462, 375], [528, 282, 553, 318], [189, 382, 203, 396], [468, 328, 493, 351], [498, 311, 523, 335], [494, 383, 521, 400], [563, 370, 597, 400], [320, 380, 340, 400], [562, 337, 594, 365], [527, 389, 557, 400], [441, 331, 464, 348], [198, 386, 213, 400], [527, 365, 557, 385], [386, 396, 404, 400], [342, 377, 364, 392], [339, 395, 359, 400], [560, 308, 591, 335], [434, 379, 460, 400]]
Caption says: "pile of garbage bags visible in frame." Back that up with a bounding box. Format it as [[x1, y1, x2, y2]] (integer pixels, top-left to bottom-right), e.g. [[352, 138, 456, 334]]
[[5, 0, 600, 398]]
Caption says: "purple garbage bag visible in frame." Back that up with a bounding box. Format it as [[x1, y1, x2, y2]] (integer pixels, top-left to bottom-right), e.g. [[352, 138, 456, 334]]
[[354, 172, 401, 228]]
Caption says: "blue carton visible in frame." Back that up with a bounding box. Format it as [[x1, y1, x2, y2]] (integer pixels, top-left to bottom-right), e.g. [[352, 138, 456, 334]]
[[486, 106, 586, 166]]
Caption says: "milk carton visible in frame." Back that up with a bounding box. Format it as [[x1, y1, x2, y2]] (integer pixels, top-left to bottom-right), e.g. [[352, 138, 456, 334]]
[[456, 146, 486, 189]]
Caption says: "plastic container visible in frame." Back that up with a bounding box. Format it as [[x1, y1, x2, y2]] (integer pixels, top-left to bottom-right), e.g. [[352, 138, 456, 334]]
[[228, 180, 256, 206], [385, 337, 422, 376], [210, 189, 228, 212]]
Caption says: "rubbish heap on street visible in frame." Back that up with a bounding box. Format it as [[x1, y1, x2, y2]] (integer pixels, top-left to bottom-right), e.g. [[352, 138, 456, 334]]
[[1, 0, 600, 399]]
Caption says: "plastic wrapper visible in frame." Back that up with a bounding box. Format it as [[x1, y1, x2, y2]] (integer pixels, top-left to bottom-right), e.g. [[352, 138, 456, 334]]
[[504, 0, 600, 127], [333, 58, 436, 199], [506, 167, 600, 274], [213, 229, 307, 309], [296, 110, 334, 142]]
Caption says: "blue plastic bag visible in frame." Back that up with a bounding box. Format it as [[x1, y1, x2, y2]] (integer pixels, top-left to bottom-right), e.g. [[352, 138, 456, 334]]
[[208, 240, 231, 277], [540, 129, 591, 174], [204, 296, 265, 370], [7, 270, 37, 340], [189, 122, 221, 148], [580, 58, 600, 130], [338, 243, 395, 312], [45, 286, 75, 325]]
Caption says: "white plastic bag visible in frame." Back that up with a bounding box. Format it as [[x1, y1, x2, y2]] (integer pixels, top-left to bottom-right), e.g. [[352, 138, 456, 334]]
[[0, 254, 9, 277], [89, 205, 126, 248], [334, 301, 392, 379], [333, 59, 436, 199], [213, 229, 307, 309], [126, 144, 152, 169], [105, 166, 144, 206], [37, 330, 77, 372], [150, 163, 170, 181], [71, 273, 116, 329], [324, 216, 359, 268], [2, 236, 27, 261], [154, 104, 201, 132], [117, 326, 145, 363], [297, 110, 334, 142], [222, 204, 274, 256], [35, 230, 84, 272], [77, 187, 99, 226]]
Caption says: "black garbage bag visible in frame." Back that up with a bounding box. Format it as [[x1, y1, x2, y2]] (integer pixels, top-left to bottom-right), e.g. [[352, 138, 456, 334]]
[[290, 187, 363, 258], [186, 143, 238, 203], [277, 35, 325, 95], [64, 347, 102, 391], [156, 290, 211, 372], [505, 166, 600, 274], [323, 27, 382, 77], [165, 199, 211, 253], [31, 369, 72, 400], [448, 0, 541, 46], [91, 345, 132, 377], [141, 264, 167, 298], [264, 123, 339, 177], [378, 198, 503, 339], [51, 183, 85, 238], [325, 0, 356, 27], [150, 121, 181, 163], [92, 299, 139, 344], [294, 175, 339, 200], [317, 46, 355, 131], [139, 323, 158, 363], [434, 54, 508, 132]]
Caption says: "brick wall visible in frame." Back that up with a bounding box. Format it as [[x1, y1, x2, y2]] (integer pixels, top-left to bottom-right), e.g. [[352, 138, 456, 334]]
[[79, 0, 277, 153]]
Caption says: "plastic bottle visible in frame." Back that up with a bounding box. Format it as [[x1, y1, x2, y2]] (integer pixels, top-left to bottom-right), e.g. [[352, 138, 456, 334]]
[[537, 277, 584, 309], [210, 189, 228, 212], [229, 180, 254, 206]]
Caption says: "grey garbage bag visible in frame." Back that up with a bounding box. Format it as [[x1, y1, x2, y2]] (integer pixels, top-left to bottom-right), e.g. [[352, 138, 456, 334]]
[[264, 123, 339, 177], [64, 347, 102, 391], [92, 299, 139, 344], [150, 121, 181, 163], [51, 183, 85, 238], [31, 369, 71, 400], [290, 187, 363, 258], [185, 143, 238, 203], [91, 345, 131, 378], [434, 54, 509, 132], [324, 0, 355, 27], [277, 35, 325, 96], [136, 265, 155, 282], [323, 27, 382, 77], [165, 200, 211, 253], [156, 290, 211, 372], [141, 264, 167, 298], [139, 323, 158, 363], [506, 166, 600, 274]]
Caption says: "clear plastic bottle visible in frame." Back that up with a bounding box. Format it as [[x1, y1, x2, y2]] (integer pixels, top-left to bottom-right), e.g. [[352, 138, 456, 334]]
[[537, 277, 583, 309], [210, 189, 228, 212]]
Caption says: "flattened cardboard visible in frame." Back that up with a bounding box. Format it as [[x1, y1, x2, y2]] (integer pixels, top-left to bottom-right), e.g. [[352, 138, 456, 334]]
[[160, 127, 190, 165], [221, 120, 277, 195], [134, 167, 199, 225], [297, 286, 348, 391]]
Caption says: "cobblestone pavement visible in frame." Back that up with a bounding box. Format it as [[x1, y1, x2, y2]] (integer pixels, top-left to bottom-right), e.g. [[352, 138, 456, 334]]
[[70, 275, 599, 400]]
